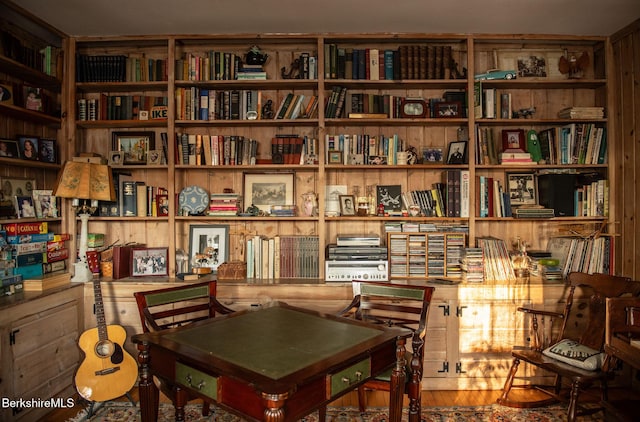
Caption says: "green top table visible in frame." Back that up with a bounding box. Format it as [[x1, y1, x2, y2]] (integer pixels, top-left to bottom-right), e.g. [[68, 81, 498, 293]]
[[132, 301, 411, 422]]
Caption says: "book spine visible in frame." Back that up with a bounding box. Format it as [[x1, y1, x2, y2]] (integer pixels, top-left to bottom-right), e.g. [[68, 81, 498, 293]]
[[2, 222, 48, 236], [122, 181, 137, 216]]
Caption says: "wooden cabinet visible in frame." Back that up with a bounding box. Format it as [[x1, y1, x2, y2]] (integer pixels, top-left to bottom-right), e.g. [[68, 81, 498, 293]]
[[0, 285, 83, 421]]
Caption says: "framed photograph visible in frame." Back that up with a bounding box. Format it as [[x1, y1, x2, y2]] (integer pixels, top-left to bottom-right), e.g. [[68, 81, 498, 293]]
[[17, 136, 39, 160], [502, 129, 526, 152], [24, 86, 43, 111], [507, 172, 538, 206], [243, 172, 295, 214], [32, 189, 58, 218], [497, 50, 565, 79], [131, 247, 169, 277], [108, 151, 123, 165], [328, 150, 343, 164], [339, 195, 356, 216], [376, 184, 403, 214], [14, 195, 35, 218], [0, 177, 36, 201], [112, 131, 155, 164], [422, 147, 443, 163], [189, 224, 229, 273], [156, 194, 169, 216], [0, 138, 20, 158], [0, 83, 13, 105], [446, 141, 467, 164], [38, 138, 57, 163], [434, 101, 462, 118], [147, 149, 162, 165]]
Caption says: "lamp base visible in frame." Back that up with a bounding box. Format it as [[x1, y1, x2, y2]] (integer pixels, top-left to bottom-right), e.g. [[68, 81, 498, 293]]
[[72, 261, 92, 283]]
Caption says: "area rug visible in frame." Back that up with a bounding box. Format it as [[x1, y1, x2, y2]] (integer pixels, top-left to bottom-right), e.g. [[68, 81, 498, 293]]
[[68, 401, 604, 422]]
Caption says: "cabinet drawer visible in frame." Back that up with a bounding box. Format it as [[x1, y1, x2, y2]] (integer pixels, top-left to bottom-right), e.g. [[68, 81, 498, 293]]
[[175, 362, 218, 400], [328, 358, 370, 397]]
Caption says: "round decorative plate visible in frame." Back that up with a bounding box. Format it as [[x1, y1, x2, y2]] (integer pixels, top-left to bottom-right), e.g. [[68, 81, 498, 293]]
[[178, 185, 208, 215]]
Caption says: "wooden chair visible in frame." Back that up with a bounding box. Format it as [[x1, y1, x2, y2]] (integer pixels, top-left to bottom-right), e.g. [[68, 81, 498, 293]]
[[336, 280, 435, 422], [497, 272, 640, 422], [133, 280, 235, 416]]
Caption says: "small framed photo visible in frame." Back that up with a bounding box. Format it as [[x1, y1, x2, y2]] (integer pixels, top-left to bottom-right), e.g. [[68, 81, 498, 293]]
[[32, 189, 57, 218], [435, 101, 462, 118], [243, 172, 295, 214], [15, 195, 36, 218], [156, 194, 169, 216], [24, 86, 43, 111], [376, 184, 403, 214], [507, 172, 538, 206], [108, 151, 123, 165], [339, 195, 356, 216], [112, 131, 155, 164], [38, 138, 57, 163], [17, 136, 39, 160], [189, 224, 229, 273], [147, 149, 162, 165], [368, 155, 387, 165], [422, 147, 443, 164], [446, 141, 467, 164], [328, 150, 343, 164], [0, 177, 36, 201], [131, 247, 169, 277], [0, 138, 20, 158], [502, 129, 526, 152]]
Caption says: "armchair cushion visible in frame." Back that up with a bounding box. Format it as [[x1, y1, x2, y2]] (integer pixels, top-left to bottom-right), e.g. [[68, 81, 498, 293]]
[[542, 338, 604, 371]]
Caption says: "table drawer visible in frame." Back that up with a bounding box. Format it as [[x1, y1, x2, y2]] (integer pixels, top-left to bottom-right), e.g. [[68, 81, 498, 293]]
[[328, 358, 370, 397], [175, 362, 218, 400]]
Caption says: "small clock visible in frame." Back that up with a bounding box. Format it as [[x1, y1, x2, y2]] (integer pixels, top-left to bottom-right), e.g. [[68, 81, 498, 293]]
[[399, 98, 428, 118]]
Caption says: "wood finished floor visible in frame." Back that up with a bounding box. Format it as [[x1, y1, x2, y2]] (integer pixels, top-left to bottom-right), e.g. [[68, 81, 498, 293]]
[[41, 387, 626, 421]]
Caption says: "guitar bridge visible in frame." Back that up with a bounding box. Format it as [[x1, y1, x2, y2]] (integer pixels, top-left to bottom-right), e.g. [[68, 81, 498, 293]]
[[95, 366, 121, 376]]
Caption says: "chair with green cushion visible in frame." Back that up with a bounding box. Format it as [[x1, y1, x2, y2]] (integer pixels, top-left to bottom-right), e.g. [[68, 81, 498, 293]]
[[133, 280, 235, 416], [337, 280, 435, 422], [497, 272, 640, 422]]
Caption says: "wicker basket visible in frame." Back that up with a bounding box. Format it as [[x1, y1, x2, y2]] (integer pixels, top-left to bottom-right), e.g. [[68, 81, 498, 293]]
[[217, 261, 246, 280]]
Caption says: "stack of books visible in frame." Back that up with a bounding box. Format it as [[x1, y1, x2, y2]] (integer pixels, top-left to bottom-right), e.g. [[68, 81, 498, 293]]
[[208, 193, 240, 216], [513, 206, 555, 218], [500, 151, 534, 165], [558, 107, 605, 119], [236, 64, 267, 80]]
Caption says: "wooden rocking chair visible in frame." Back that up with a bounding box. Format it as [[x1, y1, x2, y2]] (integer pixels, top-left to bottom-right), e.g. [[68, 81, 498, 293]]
[[497, 272, 640, 421]]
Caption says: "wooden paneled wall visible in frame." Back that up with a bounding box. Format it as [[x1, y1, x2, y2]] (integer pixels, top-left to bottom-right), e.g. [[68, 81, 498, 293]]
[[611, 19, 640, 279]]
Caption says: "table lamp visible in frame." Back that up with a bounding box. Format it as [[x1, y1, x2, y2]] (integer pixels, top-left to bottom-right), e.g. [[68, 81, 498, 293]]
[[53, 161, 115, 283]]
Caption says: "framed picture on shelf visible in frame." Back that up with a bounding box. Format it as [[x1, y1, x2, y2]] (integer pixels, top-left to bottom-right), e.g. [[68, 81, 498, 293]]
[[0, 138, 20, 158], [243, 172, 294, 214], [17, 136, 39, 160], [422, 147, 443, 163], [507, 172, 537, 206], [328, 150, 342, 164], [1, 177, 36, 201], [446, 141, 467, 164], [376, 185, 402, 214], [502, 129, 526, 152], [112, 131, 154, 164], [339, 195, 356, 216], [156, 194, 169, 216], [15, 195, 36, 218], [497, 50, 565, 79], [32, 189, 57, 218], [108, 151, 123, 165], [147, 149, 162, 165], [188, 224, 229, 273], [130, 247, 169, 277], [434, 101, 462, 118], [38, 138, 57, 163]]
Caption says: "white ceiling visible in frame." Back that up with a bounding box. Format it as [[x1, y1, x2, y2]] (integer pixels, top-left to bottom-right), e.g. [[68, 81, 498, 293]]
[[13, 0, 640, 38]]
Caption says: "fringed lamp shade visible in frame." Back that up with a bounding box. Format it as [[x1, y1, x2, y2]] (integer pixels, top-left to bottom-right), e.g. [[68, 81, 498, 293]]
[[53, 161, 116, 201]]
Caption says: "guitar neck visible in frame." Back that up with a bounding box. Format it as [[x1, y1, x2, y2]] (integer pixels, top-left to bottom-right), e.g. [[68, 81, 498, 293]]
[[87, 251, 108, 341]]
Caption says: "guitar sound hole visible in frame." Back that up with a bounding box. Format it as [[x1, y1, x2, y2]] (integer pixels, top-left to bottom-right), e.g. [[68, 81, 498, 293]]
[[95, 340, 115, 358], [111, 343, 125, 364]]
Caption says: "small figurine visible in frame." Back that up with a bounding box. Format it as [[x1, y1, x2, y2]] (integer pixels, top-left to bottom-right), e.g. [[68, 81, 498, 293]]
[[245, 45, 268, 65], [281, 58, 301, 79], [512, 107, 537, 119], [559, 51, 589, 79], [262, 99, 274, 119], [246, 204, 260, 216]]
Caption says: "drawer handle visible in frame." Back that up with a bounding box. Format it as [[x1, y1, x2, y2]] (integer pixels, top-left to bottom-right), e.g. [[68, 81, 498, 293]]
[[341, 371, 363, 385], [185, 374, 206, 390]]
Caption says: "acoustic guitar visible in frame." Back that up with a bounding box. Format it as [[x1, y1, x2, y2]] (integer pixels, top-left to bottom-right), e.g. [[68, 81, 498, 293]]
[[74, 251, 138, 402]]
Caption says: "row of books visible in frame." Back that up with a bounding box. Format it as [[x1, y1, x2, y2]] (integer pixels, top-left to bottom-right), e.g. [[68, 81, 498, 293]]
[[274, 93, 318, 120], [176, 51, 317, 81], [384, 222, 469, 233], [547, 235, 615, 278], [245, 235, 320, 279], [77, 95, 169, 121], [324, 44, 455, 80], [208, 193, 240, 217], [400, 174, 470, 219], [324, 133, 406, 165], [475, 237, 516, 282], [97, 176, 168, 218], [475, 124, 607, 166], [1, 29, 62, 77], [75, 54, 168, 82]]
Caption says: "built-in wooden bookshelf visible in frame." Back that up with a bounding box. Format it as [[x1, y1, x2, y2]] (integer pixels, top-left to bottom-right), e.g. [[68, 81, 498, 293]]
[[60, 33, 612, 279]]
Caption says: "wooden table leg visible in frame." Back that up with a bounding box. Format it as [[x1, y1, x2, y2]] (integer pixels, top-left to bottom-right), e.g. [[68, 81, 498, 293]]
[[137, 342, 159, 422], [408, 335, 422, 422], [389, 336, 406, 422], [174, 386, 187, 422], [261, 391, 289, 422]]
